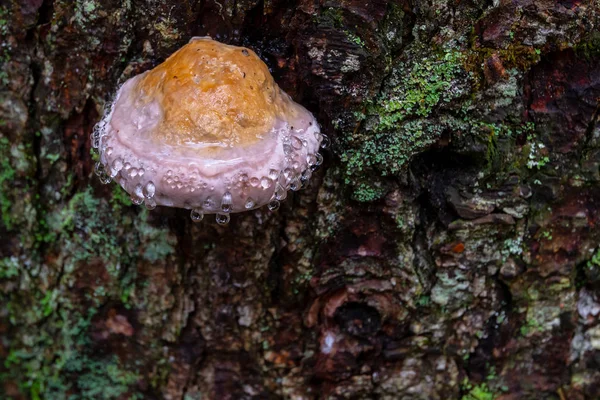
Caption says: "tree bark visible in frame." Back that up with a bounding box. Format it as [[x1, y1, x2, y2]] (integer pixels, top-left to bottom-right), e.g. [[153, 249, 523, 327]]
[[1, 0, 600, 399]]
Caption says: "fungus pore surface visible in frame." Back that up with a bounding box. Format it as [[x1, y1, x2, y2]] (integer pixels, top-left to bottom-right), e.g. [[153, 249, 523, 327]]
[[92, 37, 324, 223]]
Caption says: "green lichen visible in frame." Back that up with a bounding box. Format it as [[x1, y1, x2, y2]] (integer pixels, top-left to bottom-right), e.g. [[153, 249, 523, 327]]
[[46, 187, 123, 265], [574, 31, 600, 60], [135, 210, 176, 263], [0, 137, 16, 228], [465, 45, 542, 87], [0, 7, 10, 86], [340, 46, 470, 201], [316, 7, 365, 48], [73, 0, 101, 26], [344, 30, 365, 47], [0, 256, 19, 279], [526, 142, 550, 169], [0, 185, 172, 398], [2, 300, 142, 400], [350, 180, 389, 203], [461, 380, 497, 400], [65, 355, 142, 400], [501, 237, 523, 261], [109, 184, 132, 212], [369, 49, 465, 127]]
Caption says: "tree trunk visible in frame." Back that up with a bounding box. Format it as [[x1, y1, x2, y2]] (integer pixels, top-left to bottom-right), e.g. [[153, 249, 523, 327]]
[[1, 0, 600, 399]]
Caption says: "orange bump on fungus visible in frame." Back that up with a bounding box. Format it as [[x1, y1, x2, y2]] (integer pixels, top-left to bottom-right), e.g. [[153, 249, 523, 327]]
[[92, 37, 326, 224]]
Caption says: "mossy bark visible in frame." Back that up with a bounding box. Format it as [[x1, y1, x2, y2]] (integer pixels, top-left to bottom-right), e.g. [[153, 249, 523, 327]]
[[1, 0, 600, 399]]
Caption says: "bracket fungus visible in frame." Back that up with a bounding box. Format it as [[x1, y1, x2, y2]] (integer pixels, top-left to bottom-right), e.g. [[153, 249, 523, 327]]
[[92, 37, 327, 224]]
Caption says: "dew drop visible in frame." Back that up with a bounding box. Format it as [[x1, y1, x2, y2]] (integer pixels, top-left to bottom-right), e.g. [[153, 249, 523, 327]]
[[268, 199, 280, 211], [290, 179, 301, 191], [105, 147, 114, 156], [130, 195, 144, 205], [268, 169, 279, 180], [245, 197, 255, 209], [191, 209, 204, 222], [94, 161, 104, 177], [250, 177, 260, 187], [91, 133, 100, 148], [301, 169, 312, 184], [134, 184, 144, 198], [203, 197, 214, 210], [123, 162, 132, 171], [239, 173, 249, 183], [306, 154, 317, 167], [145, 197, 156, 210], [138, 168, 145, 177], [216, 213, 230, 225], [110, 158, 123, 178], [221, 191, 233, 213], [274, 183, 287, 201], [241, 49, 249, 56], [143, 182, 156, 198], [99, 175, 112, 185], [95, 162, 112, 184], [130, 168, 139, 178], [320, 134, 330, 149], [283, 168, 293, 179], [315, 152, 324, 166], [291, 136, 303, 150], [260, 177, 273, 189], [283, 144, 293, 155]]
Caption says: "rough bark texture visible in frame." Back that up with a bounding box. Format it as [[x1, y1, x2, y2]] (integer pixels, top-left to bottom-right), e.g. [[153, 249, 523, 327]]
[[1, 0, 600, 399]]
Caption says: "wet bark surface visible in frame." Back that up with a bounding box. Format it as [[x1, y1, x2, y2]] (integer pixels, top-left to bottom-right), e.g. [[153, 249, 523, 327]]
[[1, 0, 600, 399]]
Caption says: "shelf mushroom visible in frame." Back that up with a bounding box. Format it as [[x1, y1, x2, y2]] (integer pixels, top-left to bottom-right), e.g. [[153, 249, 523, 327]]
[[92, 37, 326, 224]]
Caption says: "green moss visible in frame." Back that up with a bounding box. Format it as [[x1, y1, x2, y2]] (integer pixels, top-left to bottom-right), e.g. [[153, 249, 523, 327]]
[[341, 120, 445, 179], [317, 7, 344, 27], [135, 210, 175, 263], [316, 7, 364, 47], [344, 30, 365, 47], [0, 137, 17, 229], [65, 355, 142, 400], [584, 248, 600, 283], [0, 256, 19, 279], [339, 46, 470, 201], [0, 7, 10, 86], [465, 45, 542, 86], [50, 187, 122, 264], [575, 32, 600, 59], [350, 180, 388, 202], [519, 317, 544, 336], [368, 49, 465, 129], [109, 185, 132, 212], [461, 383, 496, 400], [1, 301, 143, 400]]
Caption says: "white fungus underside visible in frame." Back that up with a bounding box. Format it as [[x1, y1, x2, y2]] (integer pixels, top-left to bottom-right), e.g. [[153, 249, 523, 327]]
[[96, 75, 322, 214]]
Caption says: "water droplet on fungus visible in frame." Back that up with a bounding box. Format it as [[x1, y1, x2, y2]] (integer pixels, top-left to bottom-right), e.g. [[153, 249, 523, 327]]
[[216, 213, 230, 225], [191, 209, 204, 222]]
